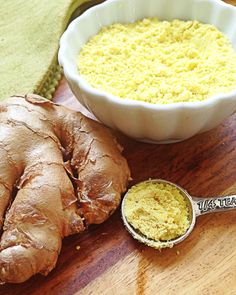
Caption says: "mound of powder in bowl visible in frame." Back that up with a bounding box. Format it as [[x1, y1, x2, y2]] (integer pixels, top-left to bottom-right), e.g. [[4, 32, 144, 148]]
[[123, 181, 191, 243], [78, 18, 236, 104]]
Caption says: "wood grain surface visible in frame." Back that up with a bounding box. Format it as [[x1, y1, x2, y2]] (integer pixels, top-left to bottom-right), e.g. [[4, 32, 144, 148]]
[[1, 1, 236, 294]]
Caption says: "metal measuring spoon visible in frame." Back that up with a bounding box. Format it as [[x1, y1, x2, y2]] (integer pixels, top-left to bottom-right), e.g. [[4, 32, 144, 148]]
[[121, 179, 236, 249]]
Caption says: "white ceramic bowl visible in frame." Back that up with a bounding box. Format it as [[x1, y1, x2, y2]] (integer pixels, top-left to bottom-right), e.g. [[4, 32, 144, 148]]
[[58, 0, 236, 143]]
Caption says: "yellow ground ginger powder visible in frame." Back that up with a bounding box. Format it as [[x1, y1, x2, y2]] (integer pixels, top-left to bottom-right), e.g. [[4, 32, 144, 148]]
[[124, 181, 190, 242], [78, 18, 236, 104]]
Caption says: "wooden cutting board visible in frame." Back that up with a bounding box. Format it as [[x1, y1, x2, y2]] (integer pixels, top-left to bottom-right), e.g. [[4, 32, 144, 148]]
[[1, 1, 236, 294]]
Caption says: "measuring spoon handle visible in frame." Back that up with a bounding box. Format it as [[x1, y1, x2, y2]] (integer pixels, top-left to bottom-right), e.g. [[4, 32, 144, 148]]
[[193, 195, 236, 216]]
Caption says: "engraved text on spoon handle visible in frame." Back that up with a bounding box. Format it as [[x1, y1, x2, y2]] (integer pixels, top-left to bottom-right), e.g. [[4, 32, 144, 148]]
[[193, 195, 236, 216]]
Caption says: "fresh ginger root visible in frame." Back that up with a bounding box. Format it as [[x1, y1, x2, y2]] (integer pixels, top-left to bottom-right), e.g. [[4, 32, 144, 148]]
[[0, 94, 130, 284]]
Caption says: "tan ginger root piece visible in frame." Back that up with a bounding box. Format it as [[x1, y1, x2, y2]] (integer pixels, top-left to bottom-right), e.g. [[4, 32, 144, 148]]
[[0, 94, 130, 284]]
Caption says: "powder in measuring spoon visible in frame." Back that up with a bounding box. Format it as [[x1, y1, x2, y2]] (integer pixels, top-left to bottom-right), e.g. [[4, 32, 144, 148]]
[[123, 181, 191, 243]]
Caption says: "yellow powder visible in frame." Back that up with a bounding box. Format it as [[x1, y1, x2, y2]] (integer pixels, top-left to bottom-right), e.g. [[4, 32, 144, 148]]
[[78, 18, 236, 104], [123, 181, 190, 242]]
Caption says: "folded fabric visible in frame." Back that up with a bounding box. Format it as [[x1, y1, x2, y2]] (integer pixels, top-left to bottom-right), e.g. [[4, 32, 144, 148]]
[[0, 0, 102, 100]]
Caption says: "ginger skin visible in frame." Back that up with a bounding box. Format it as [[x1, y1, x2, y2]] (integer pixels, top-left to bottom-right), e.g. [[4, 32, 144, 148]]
[[0, 94, 130, 284]]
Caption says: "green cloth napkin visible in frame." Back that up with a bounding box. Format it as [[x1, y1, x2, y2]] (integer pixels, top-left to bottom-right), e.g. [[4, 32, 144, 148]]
[[0, 0, 103, 100]]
